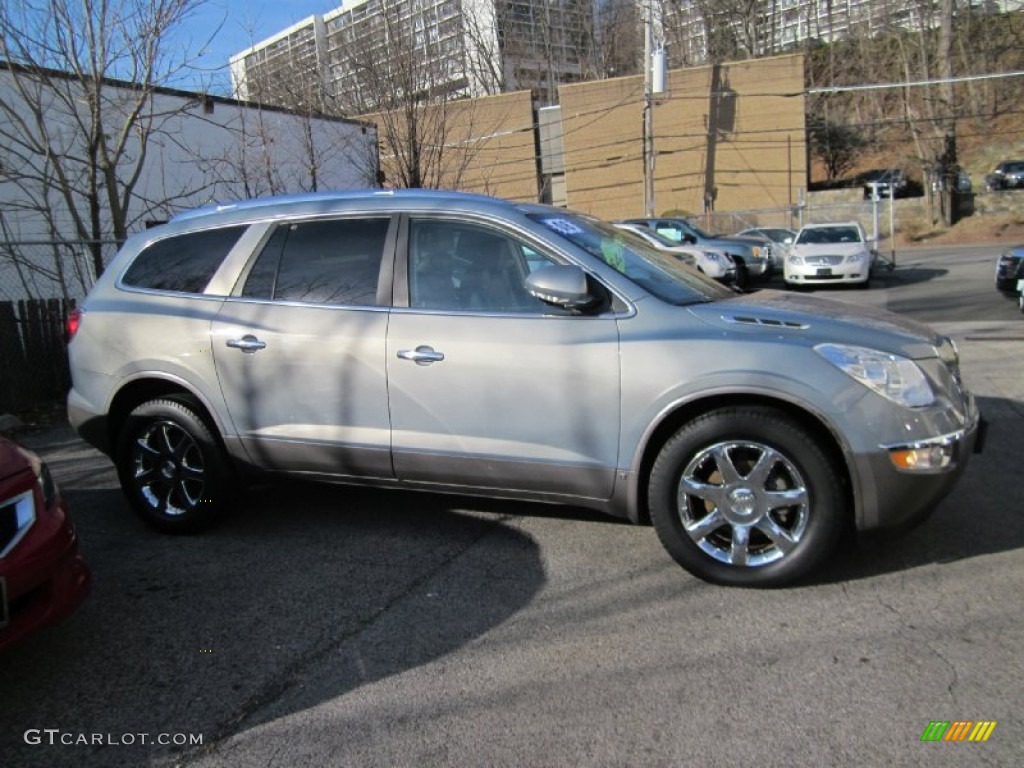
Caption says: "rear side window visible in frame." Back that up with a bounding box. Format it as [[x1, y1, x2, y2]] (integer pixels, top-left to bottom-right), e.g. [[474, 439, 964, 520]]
[[122, 226, 248, 294], [241, 218, 389, 306]]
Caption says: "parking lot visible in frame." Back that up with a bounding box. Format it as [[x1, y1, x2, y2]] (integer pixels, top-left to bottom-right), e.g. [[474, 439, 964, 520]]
[[2, 242, 1022, 767]]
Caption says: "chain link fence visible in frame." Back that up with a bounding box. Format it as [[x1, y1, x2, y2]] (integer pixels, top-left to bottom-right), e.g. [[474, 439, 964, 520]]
[[1, 240, 119, 415], [701, 193, 929, 244]]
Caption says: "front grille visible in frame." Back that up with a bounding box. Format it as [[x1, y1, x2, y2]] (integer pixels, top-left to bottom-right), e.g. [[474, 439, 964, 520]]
[[806, 254, 845, 266]]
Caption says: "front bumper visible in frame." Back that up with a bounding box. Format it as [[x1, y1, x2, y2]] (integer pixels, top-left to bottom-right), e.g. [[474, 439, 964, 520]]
[[854, 396, 984, 531], [0, 498, 91, 653], [786, 267, 869, 285]]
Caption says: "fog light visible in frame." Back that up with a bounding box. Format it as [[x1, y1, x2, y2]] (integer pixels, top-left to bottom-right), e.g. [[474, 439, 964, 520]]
[[888, 444, 953, 471]]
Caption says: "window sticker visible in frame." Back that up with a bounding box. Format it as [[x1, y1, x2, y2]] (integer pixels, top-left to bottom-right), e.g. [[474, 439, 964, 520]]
[[540, 217, 584, 236]]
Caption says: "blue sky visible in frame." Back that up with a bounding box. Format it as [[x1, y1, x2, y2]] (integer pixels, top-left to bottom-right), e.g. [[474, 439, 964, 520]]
[[168, 1, 339, 92]]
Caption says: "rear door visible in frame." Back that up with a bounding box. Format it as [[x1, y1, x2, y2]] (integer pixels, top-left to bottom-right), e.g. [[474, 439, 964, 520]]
[[212, 216, 396, 478]]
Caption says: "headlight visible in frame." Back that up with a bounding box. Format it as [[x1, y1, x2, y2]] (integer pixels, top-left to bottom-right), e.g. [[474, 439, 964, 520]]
[[704, 251, 722, 263], [788, 254, 804, 265], [845, 251, 867, 263], [37, 462, 58, 509], [751, 246, 761, 258], [815, 344, 935, 407]]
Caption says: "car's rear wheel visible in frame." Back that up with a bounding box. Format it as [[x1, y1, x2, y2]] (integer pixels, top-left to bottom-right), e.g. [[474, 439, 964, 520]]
[[648, 407, 847, 587], [116, 398, 232, 533]]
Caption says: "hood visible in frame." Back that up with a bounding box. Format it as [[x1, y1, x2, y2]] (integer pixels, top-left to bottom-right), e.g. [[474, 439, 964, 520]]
[[711, 234, 769, 249], [0, 436, 33, 484], [690, 289, 944, 358]]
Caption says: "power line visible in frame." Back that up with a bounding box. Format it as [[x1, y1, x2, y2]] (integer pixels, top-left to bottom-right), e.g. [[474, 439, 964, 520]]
[[807, 69, 1024, 94]]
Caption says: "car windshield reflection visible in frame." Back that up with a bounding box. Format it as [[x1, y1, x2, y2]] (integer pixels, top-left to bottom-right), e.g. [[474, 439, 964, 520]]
[[529, 213, 735, 305]]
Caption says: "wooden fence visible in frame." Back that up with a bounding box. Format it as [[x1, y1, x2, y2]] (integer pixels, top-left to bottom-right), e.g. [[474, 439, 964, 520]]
[[0, 298, 74, 414]]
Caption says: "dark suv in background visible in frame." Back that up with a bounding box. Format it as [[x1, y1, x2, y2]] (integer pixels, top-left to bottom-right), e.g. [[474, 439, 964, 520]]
[[984, 161, 1024, 191], [861, 168, 923, 199]]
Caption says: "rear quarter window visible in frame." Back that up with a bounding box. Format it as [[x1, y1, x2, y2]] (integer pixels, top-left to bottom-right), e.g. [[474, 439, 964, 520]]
[[121, 225, 248, 294]]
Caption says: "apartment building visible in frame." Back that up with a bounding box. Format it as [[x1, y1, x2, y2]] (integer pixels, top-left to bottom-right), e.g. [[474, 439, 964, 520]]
[[661, 0, 1024, 66], [229, 16, 331, 109], [229, 0, 594, 110]]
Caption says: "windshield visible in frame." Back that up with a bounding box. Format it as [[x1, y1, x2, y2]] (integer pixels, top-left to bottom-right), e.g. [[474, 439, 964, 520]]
[[683, 220, 713, 239], [759, 228, 794, 243], [530, 213, 734, 305], [627, 226, 678, 248], [796, 226, 863, 245]]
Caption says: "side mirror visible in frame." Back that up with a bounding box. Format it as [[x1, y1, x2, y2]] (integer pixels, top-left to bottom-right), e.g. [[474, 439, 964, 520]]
[[682, 234, 697, 244], [525, 265, 595, 309]]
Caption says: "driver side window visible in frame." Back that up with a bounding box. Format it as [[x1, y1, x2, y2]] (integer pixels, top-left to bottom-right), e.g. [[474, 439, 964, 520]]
[[408, 219, 564, 313]]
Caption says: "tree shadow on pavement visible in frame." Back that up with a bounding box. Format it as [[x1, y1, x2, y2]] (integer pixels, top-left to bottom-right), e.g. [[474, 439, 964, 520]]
[[0, 478, 546, 768]]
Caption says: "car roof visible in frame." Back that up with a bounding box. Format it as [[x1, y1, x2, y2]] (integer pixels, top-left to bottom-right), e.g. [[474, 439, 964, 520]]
[[169, 189, 550, 228], [798, 221, 861, 230]]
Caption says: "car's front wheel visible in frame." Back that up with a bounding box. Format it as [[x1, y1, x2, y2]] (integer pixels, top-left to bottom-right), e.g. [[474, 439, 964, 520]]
[[116, 398, 233, 533], [648, 407, 847, 587]]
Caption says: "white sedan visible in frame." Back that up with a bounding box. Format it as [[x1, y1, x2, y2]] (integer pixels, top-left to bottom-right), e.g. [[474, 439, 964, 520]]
[[785, 222, 874, 288], [613, 222, 737, 283]]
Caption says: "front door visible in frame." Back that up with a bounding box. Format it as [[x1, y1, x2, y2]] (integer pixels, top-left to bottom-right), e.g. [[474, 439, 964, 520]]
[[386, 217, 621, 499]]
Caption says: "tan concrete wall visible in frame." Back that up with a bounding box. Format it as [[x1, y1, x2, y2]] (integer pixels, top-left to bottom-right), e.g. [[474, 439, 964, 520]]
[[558, 54, 808, 221], [363, 91, 539, 202], [361, 54, 808, 220]]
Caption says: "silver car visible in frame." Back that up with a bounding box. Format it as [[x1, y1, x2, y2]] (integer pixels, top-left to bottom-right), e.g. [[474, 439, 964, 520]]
[[67, 190, 983, 587]]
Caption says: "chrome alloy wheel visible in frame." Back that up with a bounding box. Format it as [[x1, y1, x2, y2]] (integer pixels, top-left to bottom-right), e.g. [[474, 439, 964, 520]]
[[132, 420, 206, 516], [677, 441, 810, 567]]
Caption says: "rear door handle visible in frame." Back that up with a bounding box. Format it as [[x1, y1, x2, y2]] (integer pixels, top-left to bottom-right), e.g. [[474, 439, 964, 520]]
[[397, 345, 444, 365], [226, 335, 267, 353]]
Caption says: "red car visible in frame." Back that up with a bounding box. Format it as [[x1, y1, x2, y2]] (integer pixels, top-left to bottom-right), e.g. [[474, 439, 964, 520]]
[[0, 435, 90, 652]]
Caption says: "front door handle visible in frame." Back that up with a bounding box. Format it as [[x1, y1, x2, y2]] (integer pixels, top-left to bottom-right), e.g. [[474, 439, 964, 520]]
[[397, 345, 445, 365], [226, 334, 267, 353]]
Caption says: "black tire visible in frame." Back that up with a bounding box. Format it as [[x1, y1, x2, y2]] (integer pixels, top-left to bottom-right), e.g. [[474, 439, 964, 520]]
[[732, 259, 749, 290], [116, 398, 233, 533], [648, 407, 847, 587]]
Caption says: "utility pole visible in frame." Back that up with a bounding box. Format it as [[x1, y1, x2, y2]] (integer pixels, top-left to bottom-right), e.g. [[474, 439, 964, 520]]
[[643, 3, 655, 217], [643, 3, 665, 218]]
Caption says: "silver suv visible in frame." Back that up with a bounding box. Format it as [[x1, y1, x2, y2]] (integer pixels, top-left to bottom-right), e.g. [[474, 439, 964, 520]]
[[67, 190, 983, 587]]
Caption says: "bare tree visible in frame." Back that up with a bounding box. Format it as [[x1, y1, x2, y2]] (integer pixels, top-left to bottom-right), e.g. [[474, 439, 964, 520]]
[[591, 0, 642, 79], [327, 0, 483, 189], [0, 0, 216, 284], [807, 116, 866, 181]]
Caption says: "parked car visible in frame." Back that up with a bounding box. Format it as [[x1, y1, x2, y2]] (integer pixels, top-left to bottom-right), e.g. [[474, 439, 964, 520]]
[[736, 226, 797, 271], [785, 221, 875, 288], [0, 436, 90, 653], [613, 222, 737, 283], [621, 217, 772, 285], [861, 168, 922, 199], [994, 244, 1024, 292], [67, 190, 983, 587], [984, 160, 1024, 191]]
